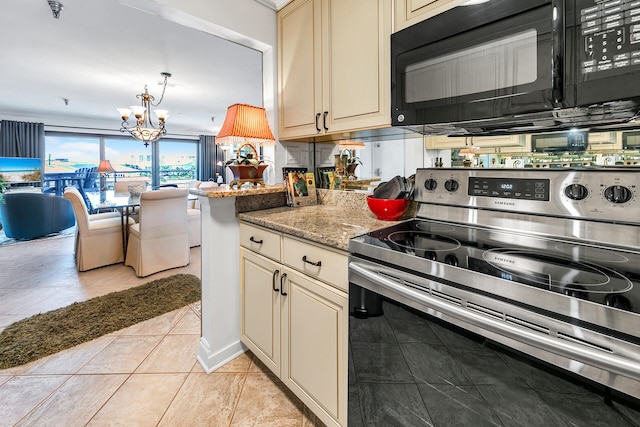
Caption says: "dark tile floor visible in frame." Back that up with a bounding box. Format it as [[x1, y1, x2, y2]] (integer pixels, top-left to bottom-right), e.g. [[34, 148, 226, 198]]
[[349, 300, 640, 427]]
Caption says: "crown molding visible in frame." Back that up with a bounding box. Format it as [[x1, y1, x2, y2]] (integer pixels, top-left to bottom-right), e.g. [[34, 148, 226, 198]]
[[254, 0, 292, 10]]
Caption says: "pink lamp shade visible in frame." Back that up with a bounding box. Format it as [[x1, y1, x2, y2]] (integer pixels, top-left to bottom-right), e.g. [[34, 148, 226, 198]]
[[96, 159, 116, 174], [215, 104, 275, 146]]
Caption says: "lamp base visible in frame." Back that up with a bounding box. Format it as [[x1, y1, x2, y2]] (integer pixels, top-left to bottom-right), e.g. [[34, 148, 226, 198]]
[[229, 177, 265, 188], [227, 164, 268, 189]]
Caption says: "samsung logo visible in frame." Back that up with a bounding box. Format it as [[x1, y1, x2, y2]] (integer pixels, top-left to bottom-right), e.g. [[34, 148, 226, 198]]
[[494, 201, 516, 206], [493, 256, 515, 264]]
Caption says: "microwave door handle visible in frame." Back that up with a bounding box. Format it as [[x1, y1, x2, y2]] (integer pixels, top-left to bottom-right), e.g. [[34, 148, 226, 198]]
[[551, 0, 565, 104]]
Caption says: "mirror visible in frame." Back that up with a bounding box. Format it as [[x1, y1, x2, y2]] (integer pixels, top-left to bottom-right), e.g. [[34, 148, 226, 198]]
[[303, 128, 640, 192]]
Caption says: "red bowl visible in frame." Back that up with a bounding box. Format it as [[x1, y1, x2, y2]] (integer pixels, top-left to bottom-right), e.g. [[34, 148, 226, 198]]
[[366, 196, 410, 221]]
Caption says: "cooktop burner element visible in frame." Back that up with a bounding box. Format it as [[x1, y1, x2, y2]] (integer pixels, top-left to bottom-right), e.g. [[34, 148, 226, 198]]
[[349, 168, 640, 400], [386, 231, 461, 252]]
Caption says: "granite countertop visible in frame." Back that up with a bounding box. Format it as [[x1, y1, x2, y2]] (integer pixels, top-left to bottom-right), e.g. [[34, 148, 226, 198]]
[[238, 204, 403, 251], [189, 184, 285, 199]]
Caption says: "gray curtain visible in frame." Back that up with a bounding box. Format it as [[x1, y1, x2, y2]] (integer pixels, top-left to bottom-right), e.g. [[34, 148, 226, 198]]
[[199, 135, 225, 182], [0, 120, 45, 158]]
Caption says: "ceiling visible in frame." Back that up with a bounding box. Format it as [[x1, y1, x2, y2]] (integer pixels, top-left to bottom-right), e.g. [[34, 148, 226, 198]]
[[0, 0, 265, 139]]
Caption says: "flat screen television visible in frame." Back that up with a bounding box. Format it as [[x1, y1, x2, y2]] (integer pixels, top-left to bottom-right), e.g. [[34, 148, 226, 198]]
[[0, 157, 43, 185]]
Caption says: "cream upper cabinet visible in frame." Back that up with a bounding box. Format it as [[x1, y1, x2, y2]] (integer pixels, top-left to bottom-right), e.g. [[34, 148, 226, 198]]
[[239, 223, 348, 427], [394, 0, 469, 32], [588, 132, 621, 149], [278, 0, 392, 140], [425, 135, 526, 150]]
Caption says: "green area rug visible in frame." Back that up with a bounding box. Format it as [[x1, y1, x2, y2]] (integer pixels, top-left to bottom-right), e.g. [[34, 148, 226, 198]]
[[0, 273, 201, 369]]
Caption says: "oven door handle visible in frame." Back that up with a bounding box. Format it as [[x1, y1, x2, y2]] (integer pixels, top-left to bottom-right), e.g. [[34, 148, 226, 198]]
[[349, 261, 640, 380], [551, 0, 565, 104]]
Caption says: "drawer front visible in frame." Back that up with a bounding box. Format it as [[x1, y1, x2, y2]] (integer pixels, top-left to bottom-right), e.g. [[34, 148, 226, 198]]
[[240, 223, 281, 262], [283, 236, 348, 291]]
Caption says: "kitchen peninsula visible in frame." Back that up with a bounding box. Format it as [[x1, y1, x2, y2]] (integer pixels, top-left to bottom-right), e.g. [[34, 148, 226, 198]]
[[190, 184, 286, 373], [192, 186, 403, 426]]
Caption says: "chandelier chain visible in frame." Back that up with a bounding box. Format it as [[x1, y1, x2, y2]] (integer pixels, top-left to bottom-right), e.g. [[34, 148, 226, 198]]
[[150, 73, 169, 107]]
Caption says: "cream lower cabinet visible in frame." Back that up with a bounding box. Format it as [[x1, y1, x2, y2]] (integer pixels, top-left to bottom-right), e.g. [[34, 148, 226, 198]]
[[239, 223, 348, 427]]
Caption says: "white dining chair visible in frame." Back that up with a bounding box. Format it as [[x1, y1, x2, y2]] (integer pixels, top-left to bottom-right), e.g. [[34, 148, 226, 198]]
[[124, 188, 190, 277], [64, 187, 133, 271]]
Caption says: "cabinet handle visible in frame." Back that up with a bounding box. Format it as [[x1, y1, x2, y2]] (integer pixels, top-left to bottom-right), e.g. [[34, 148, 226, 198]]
[[272, 269, 280, 292], [315, 113, 321, 132], [323, 111, 329, 131], [302, 255, 322, 267], [249, 236, 263, 244], [280, 273, 288, 296]]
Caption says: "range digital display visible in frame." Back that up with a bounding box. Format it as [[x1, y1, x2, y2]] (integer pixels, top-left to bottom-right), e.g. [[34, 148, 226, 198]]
[[468, 177, 550, 201]]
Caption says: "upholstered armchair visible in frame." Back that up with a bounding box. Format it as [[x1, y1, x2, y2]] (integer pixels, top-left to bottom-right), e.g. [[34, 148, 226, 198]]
[[187, 180, 202, 247], [0, 192, 75, 240], [125, 188, 190, 277], [64, 187, 133, 271]]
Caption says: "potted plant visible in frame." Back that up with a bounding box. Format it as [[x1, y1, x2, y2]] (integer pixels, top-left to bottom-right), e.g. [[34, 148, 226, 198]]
[[346, 156, 362, 178], [224, 142, 269, 187]]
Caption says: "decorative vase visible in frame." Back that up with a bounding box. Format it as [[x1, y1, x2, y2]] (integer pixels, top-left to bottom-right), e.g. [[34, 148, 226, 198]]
[[226, 142, 269, 188], [346, 163, 358, 178]]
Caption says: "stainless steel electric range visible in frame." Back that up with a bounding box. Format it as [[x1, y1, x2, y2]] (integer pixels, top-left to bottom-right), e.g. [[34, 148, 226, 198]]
[[348, 168, 640, 426]]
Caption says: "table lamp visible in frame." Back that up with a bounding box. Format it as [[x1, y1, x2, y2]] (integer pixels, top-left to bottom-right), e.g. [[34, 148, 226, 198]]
[[215, 104, 275, 188], [96, 159, 116, 202]]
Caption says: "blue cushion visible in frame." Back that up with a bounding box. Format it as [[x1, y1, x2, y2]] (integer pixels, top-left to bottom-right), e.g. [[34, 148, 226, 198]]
[[0, 192, 75, 240]]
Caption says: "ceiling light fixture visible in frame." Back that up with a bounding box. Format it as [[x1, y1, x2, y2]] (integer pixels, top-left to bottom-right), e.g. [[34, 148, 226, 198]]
[[117, 72, 171, 147], [47, 1, 64, 19]]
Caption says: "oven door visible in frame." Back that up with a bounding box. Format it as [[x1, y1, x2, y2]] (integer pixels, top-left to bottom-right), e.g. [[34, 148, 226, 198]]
[[391, 0, 576, 127], [348, 254, 640, 412]]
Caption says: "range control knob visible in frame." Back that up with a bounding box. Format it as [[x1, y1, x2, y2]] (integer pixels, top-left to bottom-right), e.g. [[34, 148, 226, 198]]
[[444, 254, 459, 266], [424, 178, 438, 191], [603, 185, 633, 204], [444, 179, 459, 192], [564, 184, 589, 200]]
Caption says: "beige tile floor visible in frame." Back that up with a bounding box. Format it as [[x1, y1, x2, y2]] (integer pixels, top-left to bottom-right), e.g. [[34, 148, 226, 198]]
[[0, 232, 324, 426]]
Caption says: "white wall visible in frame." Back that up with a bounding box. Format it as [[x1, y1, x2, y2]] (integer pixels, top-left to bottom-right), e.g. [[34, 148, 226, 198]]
[[152, 0, 282, 183]]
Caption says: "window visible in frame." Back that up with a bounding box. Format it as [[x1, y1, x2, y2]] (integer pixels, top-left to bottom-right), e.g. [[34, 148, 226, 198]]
[[158, 140, 198, 186], [44, 133, 199, 190], [44, 134, 100, 173]]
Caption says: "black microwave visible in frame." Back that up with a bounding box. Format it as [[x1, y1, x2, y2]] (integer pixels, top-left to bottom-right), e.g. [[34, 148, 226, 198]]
[[531, 130, 588, 152], [391, 0, 640, 135]]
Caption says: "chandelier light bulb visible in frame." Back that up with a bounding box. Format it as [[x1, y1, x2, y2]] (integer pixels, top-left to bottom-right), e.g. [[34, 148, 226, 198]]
[[130, 106, 146, 118], [117, 108, 131, 121], [154, 109, 169, 121]]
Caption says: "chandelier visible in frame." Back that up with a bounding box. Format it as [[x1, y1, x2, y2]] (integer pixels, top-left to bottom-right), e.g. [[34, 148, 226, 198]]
[[117, 72, 171, 147]]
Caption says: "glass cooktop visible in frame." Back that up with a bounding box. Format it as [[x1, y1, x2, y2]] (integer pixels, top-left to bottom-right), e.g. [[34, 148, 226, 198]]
[[356, 219, 640, 315]]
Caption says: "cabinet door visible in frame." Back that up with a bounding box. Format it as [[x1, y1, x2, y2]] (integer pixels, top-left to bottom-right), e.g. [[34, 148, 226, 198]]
[[394, 0, 468, 32], [425, 135, 525, 150], [240, 248, 281, 376], [323, 0, 391, 133], [425, 136, 470, 149], [278, 0, 323, 139], [281, 268, 348, 426]]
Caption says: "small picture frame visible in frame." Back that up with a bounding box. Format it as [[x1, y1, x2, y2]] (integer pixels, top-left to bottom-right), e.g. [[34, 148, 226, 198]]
[[287, 171, 317, 207]]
